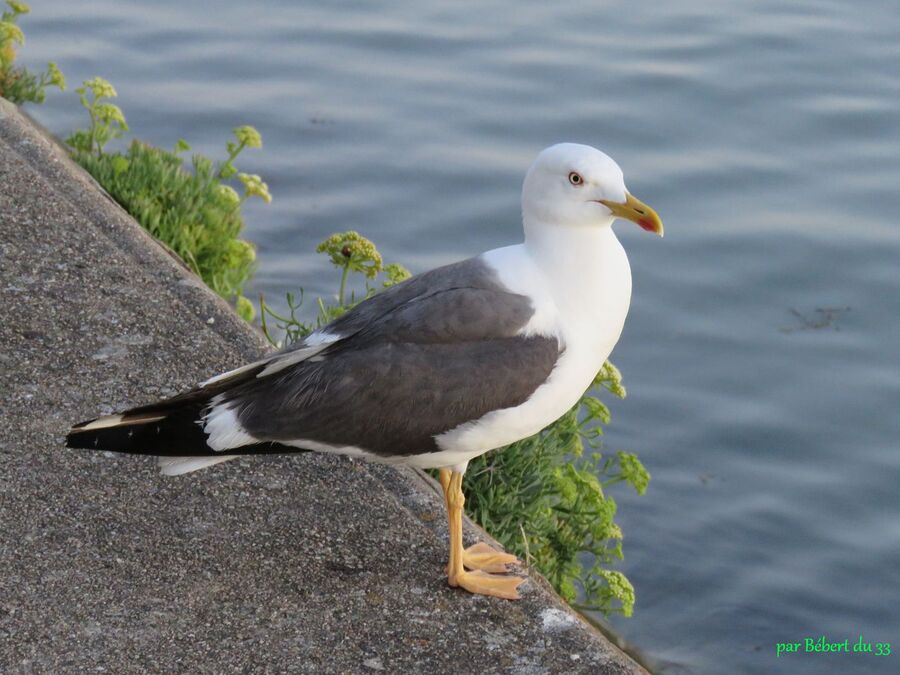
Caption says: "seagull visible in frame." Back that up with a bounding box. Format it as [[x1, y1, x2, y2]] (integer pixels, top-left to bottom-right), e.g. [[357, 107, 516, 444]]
[[67, 143, 663, 600]]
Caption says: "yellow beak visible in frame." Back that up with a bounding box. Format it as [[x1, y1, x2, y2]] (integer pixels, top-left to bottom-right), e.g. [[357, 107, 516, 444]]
[[598, 192, 664, 237]]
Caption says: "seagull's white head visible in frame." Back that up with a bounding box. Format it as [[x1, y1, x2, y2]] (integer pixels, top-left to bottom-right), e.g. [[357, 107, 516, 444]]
[[522, 143, 663, 236]]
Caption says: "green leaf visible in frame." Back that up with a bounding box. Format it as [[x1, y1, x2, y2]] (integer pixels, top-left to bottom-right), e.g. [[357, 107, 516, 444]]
[[111, 155, 130, 175]]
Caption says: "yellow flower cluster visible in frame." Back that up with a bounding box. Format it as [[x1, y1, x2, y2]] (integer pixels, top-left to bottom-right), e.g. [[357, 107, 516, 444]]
[[233, 125, 262, 149], [93, 102, 127, 129], [593, 360, 626, 398], [238, 172, 272, 203], [217, 184, 241, 207], [316, 231, 383, 278], [226, 239, 256, 266], [6, 1, 30, 14], [383, 262, 411, 287], [0, 21, 25, 46], [46, 61, 65, 89], [83, 76, 117, 100]]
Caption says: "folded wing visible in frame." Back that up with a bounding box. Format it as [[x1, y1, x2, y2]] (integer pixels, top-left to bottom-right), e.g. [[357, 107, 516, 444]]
[[66, 256, 561, 462]]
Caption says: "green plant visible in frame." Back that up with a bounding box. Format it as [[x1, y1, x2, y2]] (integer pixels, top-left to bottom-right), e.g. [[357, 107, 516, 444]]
[[66, 77, 127, 156], [67, 77, 269, 320], [462, 361, 649, 616], [260, 233, 649, 616], [260, 231, 409, 343], [0, 2, 65, 104]]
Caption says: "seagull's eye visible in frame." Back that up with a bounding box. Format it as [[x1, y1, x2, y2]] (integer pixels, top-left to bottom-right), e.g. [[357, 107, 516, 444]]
[[568, 172, 583, 186]]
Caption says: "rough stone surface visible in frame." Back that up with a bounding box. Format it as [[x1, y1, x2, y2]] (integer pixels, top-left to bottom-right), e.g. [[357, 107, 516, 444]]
[[0, 98, 645, 674]]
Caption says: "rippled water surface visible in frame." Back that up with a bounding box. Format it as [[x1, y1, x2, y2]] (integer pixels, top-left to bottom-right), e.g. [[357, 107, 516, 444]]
[[22, 1, 900, 672]]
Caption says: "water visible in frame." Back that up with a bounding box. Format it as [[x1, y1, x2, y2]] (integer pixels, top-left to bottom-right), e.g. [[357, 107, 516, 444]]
[[20, 1, 900, 672]]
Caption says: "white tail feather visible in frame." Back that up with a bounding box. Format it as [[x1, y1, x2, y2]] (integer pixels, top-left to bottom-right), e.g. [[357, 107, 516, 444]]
[[158, 455, 238, 476]]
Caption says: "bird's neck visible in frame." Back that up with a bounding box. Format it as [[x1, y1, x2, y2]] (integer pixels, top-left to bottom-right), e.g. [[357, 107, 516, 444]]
[[522, 218, 632, 341], [523, 218, 623, 284]]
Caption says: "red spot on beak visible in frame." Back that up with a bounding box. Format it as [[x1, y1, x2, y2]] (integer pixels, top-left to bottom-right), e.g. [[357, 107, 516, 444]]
[[638, 218, 658, 233]]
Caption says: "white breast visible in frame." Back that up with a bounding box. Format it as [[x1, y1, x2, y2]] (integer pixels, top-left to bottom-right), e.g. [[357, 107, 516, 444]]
[[432, 232, 631, 467]]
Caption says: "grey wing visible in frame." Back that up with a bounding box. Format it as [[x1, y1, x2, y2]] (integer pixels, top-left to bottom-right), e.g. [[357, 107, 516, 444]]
[[221, 257, 562, 456], [314, 255, 531, 341]]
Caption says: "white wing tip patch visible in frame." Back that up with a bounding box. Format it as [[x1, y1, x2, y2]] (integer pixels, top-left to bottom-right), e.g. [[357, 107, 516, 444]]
[[203, 403, 257, 451], [159, 455, 238, 476]]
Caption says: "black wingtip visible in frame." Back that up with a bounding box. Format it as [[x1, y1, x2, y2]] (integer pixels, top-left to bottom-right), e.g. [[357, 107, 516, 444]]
[[66, 427, 99, 450]]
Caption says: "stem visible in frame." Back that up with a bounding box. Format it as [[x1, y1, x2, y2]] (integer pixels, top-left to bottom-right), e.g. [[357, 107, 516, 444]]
[[259, 293, 271, 344], [338, 263, 350, 306], [217, 140, 246, 179], [88, 102, 97, 156], [228, 140, 246, 165]]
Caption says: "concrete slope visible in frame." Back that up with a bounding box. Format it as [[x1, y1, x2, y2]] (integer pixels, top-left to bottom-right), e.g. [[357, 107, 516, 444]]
[[0, 98, 645, 674]]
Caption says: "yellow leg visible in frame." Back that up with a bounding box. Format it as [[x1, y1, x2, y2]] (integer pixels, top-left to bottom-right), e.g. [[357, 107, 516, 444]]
[[438, 469, 460, 578], [438, 469, 520, 573], [443, 470, 524, 600]]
